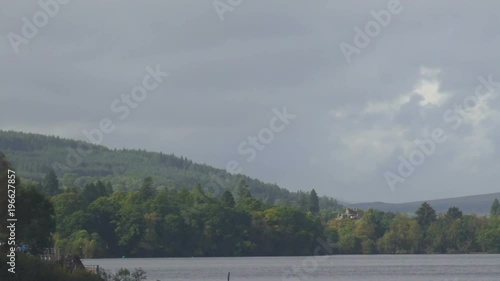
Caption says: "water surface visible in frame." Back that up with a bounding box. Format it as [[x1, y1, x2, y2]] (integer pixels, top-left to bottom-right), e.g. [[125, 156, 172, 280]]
[[83, 254, 500, 281]]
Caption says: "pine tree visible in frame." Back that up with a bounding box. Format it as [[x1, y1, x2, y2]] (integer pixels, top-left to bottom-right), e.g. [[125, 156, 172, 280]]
[[236, 180, 251, 200], [298, 192, 308, 211], [309, 189, 320, 214], [491, 198, 500, 216], [221, 190, 235, 208], [95, 180, 107, 197], [445, 206, 463, 221], [42, 169, 60, 196], [415, 202, 436, 227], [105, 182, 114, 196], [139, 177, 156, 199]]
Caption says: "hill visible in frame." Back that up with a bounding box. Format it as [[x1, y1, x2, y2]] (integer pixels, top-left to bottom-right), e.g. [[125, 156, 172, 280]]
[[0, 130, 340, 210], [349, 192, 500, 215]]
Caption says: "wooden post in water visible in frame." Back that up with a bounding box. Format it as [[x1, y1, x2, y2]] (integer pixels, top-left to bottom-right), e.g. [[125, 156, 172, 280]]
[[227, 272, 230, 280]]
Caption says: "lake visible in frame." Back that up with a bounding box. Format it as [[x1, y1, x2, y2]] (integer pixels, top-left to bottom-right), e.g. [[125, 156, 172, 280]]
[[83, 254, 500, 281]]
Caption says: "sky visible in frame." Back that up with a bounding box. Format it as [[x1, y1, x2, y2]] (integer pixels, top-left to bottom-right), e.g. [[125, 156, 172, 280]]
[[1, 0, 500, 203]]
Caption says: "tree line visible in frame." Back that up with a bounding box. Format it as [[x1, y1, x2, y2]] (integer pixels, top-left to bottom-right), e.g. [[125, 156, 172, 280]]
[[49, 174, 325, 258], [2, 153, 499, 259], [44, 170, 500, 257], [327, 201, 500, 254]]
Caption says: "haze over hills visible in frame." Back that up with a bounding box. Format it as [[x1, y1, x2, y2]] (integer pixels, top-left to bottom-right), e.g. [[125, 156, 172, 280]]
[[0, 130, 340, 210], [349, 192, 500, 215]]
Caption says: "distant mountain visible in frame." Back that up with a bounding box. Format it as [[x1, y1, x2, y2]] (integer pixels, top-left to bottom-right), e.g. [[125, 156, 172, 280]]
[[349, 192, 500, 215], [0, 130, 341, 210]]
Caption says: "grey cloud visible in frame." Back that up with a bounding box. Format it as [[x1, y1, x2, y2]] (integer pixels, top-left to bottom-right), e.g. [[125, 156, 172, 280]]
[[2, 0, 500, 202]]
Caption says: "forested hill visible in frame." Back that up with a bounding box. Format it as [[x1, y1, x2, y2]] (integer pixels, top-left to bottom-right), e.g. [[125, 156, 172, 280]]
[[0, 130, 340, 209], [349, 192, 500, 215]]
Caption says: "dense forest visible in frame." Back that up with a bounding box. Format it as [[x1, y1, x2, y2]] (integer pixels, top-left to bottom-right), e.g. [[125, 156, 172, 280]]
[[0, 130, 341, 210], [2, 159, 499, 259], [1, 132, 500, 261], [35, 171, 330, 258], [50, 177, 500, 257]]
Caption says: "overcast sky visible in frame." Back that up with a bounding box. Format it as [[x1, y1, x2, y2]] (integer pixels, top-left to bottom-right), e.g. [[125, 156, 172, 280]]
[[1, 0, 500, 203]]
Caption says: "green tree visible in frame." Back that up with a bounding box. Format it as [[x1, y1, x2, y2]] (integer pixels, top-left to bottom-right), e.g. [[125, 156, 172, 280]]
[[445, 207, 463, 222], [355, 220, 376, 254], [336, 219, 361, 254], [236, 196, 263, 213], [221, 191, 235, 208], [52, 191, 87, 237], [261, 206, 322, 255], [235, 181, 263, 212], [426, 220, 446, 253], [139, 177, 156, 200], [236, 180, 251, 200], [56, 230, 107, 258], [379, 214, 411, 254], [309, 189, 320, 214], [445, 216, 481, 253], [490, 198, 500, 216], [17, 185, 56, 254], [105, 181, 114, 195], [298, 192, 308, 211], [81, 181, 109, 205], [137, 212, 162, 256], [415, 202, 436, 228], [87, 197, 120, 255], [354, 210, 380, 254], [42, 169, 60, 196], [114, 192, 147, 255], [408, 220, 424, 253], [477, 216, 500, 253]]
